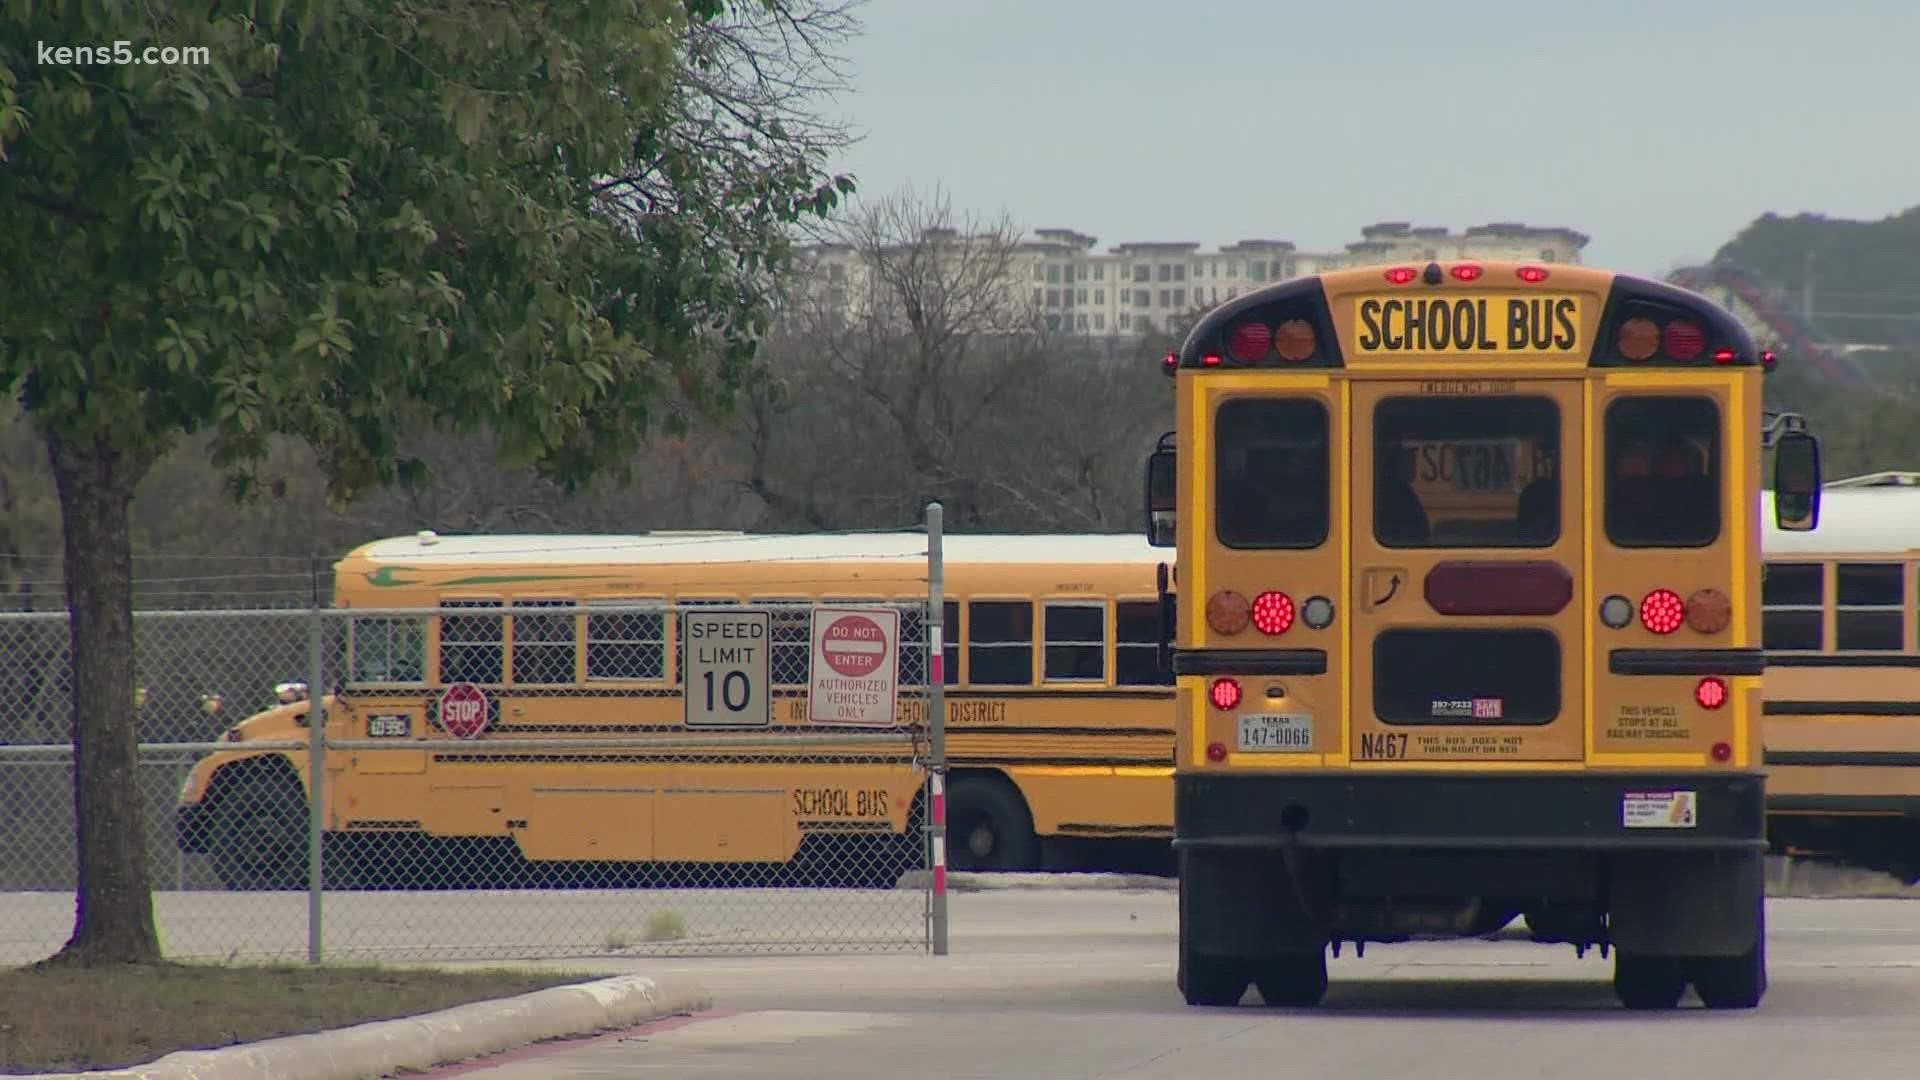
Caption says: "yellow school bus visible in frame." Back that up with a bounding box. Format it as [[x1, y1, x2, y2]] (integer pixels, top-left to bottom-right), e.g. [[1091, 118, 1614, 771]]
[[174, 532, 1176, 890], [1759, 478, 1920, 880], [1142, 259, 1825, 1010]]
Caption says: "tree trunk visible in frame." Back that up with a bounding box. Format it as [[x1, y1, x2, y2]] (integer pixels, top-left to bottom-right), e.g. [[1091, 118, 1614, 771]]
[[42, 433, 161, 966]]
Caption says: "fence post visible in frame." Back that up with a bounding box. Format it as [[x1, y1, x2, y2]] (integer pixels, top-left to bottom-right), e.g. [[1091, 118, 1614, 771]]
[[925, 501, 948, 956], [306, 605, 327, 964]]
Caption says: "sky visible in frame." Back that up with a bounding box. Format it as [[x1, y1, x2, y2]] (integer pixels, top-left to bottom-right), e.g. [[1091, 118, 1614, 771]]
[[819, 0, 1920, 277]]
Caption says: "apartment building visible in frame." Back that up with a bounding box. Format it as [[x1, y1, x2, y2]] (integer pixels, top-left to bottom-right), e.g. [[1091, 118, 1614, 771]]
[[793, 220, 1590, 338]]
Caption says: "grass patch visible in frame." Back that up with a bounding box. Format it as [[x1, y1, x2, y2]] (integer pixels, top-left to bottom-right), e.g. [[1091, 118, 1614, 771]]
[[644, 909, 688, 942], [0, 961, 594, 1075]]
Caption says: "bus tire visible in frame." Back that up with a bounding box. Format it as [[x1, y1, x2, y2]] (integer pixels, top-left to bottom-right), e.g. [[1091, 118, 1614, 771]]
[[945, 774, 1038, 872], [1254, 951, 1328, 1008], [1180, 948, 1250, 1007], [206, 763, 309, 891], [1612, 951, 1686, 1010], [1688, 898, 1767, 1009]]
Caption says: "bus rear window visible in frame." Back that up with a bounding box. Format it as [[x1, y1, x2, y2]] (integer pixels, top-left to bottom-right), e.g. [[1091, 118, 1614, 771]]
[[1605, 396, 1720, 548], [1374, 396, 1560, 548], [1214, 398, 1329, 549]]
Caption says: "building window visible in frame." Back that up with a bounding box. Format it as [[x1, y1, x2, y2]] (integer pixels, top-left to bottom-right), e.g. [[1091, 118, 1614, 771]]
[[1540, 249, 1557, 262], [1133, 264, 1150, 282], [1076, 265, 1088, 281], [1761, 563, 1823, 651], [1119, 313, 1132, 329], [1836, 563, 1905, 650], [1077, 314, 1089, 330], [1173, 288, 1185, 307], [1157, 263, 1172, 282], [1135, 289, 1150, 307], [1173, 264, 1186, 281], [1093, 265, 1105, 281], [1094, 289, 1105, 304], [1046, 289, 1059, 307], [1077, 288, 1088, 303], [1094, 313, 1106, 330], [1046, 265, 1060, 284]]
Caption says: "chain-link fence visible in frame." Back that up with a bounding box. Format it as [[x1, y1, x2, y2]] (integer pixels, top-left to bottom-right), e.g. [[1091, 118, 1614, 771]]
[[0, 580, 951, 964]]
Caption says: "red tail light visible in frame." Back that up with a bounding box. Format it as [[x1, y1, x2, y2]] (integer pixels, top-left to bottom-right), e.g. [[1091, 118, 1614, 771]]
[[1517, 265, 1550, 283], [1695, 677, 1728, 710], [1639, 589, 1686, 635], [1228, 322, 1271, 362], [1206, 741, 1228, 763], [1449, 264, 1482, 282], [1383, 267, 1417, 285], [1711, 741, 1733, 762], [1210, 678, 1242, 710], [1250, 591, 1295, 635], [1662, 320, 1705, 361]]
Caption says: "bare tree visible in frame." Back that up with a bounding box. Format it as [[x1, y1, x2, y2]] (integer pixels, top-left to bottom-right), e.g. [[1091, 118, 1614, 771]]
[[737, 186, 1171, 532]]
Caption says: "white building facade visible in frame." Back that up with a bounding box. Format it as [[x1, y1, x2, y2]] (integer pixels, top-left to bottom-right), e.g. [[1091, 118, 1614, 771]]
[[794, 221, 1589, 338]]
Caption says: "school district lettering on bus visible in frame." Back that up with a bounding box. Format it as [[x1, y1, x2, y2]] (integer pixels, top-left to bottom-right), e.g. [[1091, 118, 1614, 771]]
[[683, 609, 771, 727]]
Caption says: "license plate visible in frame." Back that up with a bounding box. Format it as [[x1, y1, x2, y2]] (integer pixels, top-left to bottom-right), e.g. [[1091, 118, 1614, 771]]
[[367, 715, 412, 738], [1236, 712, 1313, 752]]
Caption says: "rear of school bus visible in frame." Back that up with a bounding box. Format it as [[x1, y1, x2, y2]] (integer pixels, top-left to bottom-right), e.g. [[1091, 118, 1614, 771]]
[[1143, 259, 1825, 1010]]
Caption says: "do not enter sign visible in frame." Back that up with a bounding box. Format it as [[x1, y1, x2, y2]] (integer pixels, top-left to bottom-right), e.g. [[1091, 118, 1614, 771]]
[[808, 607, 900, 727], [439, 682, 490, 740]]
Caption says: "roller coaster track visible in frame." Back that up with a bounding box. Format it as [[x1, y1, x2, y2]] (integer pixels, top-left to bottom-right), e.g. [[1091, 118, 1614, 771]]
[[1666, 263, 1869, 388]]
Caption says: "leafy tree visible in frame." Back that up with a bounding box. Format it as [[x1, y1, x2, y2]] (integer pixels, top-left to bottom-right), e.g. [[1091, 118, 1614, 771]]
[[0, 0, 854, 966]]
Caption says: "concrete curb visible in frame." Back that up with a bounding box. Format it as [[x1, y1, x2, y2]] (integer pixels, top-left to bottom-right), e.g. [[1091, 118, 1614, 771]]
[[35, 972, 711, 1080], [896, 870, 1176, 893]]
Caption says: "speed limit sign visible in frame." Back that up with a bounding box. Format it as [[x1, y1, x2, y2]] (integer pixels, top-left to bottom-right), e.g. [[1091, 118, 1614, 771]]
[[681, 609, 771, 728]]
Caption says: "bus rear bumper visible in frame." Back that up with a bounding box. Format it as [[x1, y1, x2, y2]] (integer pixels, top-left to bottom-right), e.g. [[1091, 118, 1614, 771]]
[[1173, 770, 1767, 852], [1174, 771, 1767, 955]]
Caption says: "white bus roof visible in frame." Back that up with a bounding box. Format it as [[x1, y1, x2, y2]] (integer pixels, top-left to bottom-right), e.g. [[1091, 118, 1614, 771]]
[[1761, 487, 1920, 556], [346, 531, 1165, 567], [343, 487, 1920, 569]]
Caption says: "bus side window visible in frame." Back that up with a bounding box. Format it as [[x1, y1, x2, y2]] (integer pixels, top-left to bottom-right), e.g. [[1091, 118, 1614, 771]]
[[1115, 600, 1171, 686], [586, 599, 666, 680], [439, 599, 503, 684], [968, 601, 1034, 686], [511, 598, 578, 684], [1761, 563, 1824, 651], [1836, 563, 1905, 651], [895, 601, 959, 687], [349, 616, 427, 684], [751, 596, 811, 687], [1042, 602, 1105, 683]]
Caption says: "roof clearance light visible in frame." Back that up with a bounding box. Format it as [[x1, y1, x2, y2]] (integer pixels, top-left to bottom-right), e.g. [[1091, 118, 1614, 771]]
[[1384, 266, 1417, 285], [1663, 319, 1706, 361], [1762, 349, 1777, 367], [1713, 347, 1737, 364], [1639, 589, 1686, 635], [1162, 351, 1178, 374], [1517, 265, 1550, 283], [1449, 264, 1483, 282], [1695, 677, 1729, 710], [1210, 677, 1243, 711], [1250, 591, 1295, 636], [1228, 321, 1272, 362], [1201, 352, 1223, 367], [1273, 319, 1316, 362], [1617, 317, 1659, 361]]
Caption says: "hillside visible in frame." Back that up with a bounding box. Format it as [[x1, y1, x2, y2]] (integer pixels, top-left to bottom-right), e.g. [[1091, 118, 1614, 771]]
[[1713, 205, 1920, 349]]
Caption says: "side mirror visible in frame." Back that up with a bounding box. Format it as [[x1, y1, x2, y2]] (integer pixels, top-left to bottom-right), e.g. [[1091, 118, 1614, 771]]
[[1144, 448, 1177, 547], [1772, 431, 1822, 532]]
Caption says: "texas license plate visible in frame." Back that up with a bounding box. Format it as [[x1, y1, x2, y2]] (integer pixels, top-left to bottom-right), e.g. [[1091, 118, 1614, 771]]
[[1236, 712, 1313, 752]]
